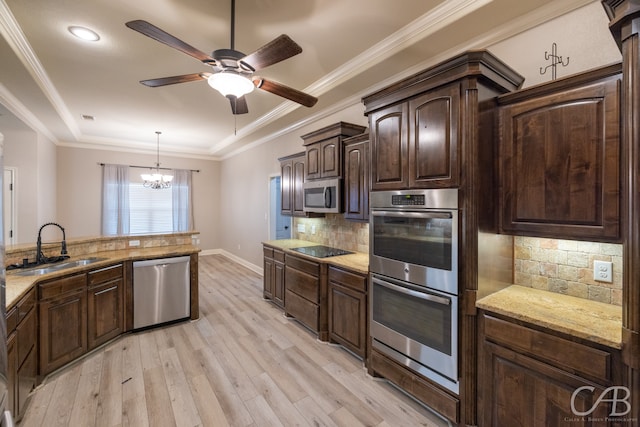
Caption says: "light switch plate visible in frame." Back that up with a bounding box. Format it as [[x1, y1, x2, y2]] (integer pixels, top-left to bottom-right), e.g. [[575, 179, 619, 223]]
[[593, 260, 613, 283], [297, 224, 305, 233]]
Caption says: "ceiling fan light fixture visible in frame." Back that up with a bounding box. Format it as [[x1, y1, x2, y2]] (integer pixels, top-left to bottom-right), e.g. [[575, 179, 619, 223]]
[[207, 72, 254, 98]]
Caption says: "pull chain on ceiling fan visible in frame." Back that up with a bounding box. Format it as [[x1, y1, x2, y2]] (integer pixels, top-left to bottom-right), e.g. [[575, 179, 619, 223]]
[[125, 0, 318, 115]]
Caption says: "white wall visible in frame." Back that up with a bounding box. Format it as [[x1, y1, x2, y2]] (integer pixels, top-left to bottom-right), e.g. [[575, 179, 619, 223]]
[[56, 146, 220, 251], [2, 127, 58, 243], [218, 103, 368, 268], [488, 2, 621, 87]]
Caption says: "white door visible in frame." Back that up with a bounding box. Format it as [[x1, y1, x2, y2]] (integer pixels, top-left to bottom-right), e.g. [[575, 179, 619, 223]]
[[3, 168, 15, 245]]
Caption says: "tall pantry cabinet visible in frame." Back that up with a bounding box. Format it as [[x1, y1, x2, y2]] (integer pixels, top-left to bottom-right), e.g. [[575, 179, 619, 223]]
[[362, 50, 524, 425]]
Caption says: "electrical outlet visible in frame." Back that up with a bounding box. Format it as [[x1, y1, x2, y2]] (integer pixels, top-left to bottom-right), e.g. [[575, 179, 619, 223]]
[[311, 225, 316, 235], [297, 224, 305, 233], [129, 240, 140, 247], [593, 260, 613, 283]]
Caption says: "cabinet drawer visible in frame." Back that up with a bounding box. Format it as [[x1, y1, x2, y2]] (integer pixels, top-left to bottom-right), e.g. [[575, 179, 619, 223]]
[[484, 315, 612, 383], [285, 254, 320, 276], [274, 249, 285, 263], [263, 247, 274, 258], [328, 266, 366, 293], [88, 264, 123, 286], [285, 290, 318, 332], [6, 307, 17, 335], [16, 288, 36, 324], [285, 266, 319, 303], [39, 273, 86, 300], [16, 308, 36, 367]]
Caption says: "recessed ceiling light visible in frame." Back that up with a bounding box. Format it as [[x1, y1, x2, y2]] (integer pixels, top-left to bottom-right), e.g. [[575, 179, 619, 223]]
[[68, 26, 100, 42]]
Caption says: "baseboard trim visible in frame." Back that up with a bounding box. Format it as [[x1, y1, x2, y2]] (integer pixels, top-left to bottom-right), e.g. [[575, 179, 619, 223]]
[[198, 249, 263, 276]]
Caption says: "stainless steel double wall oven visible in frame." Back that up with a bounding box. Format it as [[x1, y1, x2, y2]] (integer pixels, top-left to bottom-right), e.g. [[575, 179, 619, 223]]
[[370, 188, 459, 394]]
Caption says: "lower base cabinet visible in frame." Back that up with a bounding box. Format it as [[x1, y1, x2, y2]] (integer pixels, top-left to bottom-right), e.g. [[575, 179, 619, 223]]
[[328, 266, 367, 358], [38, 264, 124, 376], [6, 288, 37, 421], [478, 311, 622, 427], [284, 253, 327, 340], [38, 273, 88, 376]]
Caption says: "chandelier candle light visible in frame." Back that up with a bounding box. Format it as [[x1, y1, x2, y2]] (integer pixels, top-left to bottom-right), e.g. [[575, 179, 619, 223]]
[[141, 131, 173, 189]]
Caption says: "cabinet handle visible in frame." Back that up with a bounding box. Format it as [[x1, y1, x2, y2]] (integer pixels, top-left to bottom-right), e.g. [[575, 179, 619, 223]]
[[94, 285, 117, 296]]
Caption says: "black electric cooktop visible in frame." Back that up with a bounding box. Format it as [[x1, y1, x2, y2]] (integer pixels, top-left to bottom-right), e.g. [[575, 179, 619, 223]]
[[290, 245, 353, 258]]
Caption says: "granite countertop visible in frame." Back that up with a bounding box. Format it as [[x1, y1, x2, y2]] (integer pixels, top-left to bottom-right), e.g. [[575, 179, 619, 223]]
[[262, 239, 369, 275], [6, 244, 200, 309], [476, 285, 623, 349]]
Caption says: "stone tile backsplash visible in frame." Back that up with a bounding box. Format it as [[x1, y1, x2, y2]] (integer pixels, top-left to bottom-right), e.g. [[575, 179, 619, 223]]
[[513, 236, 623, 306], [293, 215, 369, 253]]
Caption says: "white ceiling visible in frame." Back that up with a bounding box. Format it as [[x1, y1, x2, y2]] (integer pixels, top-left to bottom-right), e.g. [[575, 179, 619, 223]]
[[0, 0, 593, 159]]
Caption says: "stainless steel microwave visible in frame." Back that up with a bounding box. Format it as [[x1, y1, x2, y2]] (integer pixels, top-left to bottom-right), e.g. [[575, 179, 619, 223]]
[[303, 178, 342, 213]]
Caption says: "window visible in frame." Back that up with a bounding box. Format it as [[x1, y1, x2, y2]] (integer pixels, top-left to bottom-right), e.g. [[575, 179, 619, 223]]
[[129, 179, 173, 234], [102, 164, 193, 235]]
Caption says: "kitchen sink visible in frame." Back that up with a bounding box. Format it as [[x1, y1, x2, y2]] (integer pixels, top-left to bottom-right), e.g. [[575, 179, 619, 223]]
[[11, 257, 108, 276]]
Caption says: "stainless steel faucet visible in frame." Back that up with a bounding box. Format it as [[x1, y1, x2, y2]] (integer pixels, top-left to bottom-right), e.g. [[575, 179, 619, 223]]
[[36, 222, 69, 265]]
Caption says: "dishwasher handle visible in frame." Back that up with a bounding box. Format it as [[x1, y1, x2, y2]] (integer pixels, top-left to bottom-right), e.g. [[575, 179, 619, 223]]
[[133, 255, 191, 268]]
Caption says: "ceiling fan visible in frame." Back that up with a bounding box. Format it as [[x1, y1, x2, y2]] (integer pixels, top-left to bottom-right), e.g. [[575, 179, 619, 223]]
[[125, 0, 318, 115]]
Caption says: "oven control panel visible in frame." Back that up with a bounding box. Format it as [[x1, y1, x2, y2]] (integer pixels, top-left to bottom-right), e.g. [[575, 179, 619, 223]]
[[392, 194, 425, 206]]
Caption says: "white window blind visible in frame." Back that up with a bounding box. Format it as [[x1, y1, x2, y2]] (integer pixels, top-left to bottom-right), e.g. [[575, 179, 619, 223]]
[[129, 179, 173, 234]]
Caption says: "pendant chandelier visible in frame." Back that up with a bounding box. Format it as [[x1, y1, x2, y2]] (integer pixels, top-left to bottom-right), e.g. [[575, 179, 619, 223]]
[[141, 131, 173, 189]]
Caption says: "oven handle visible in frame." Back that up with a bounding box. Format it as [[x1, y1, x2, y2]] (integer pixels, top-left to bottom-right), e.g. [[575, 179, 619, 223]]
[[371, 210, 452, 219], [372, 277, 451, 306]]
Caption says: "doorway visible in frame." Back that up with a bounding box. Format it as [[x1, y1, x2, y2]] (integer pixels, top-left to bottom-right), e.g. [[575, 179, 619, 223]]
[[269, 175, 291, 240], [3, 168, 15, 245]]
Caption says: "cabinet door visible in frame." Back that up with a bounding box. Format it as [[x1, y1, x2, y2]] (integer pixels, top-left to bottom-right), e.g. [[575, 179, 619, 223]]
[[328, 282, 366, 357], [39, 289, 87, 376], [370, 103, 408, 190], [263, 256, 274, 300], [7, 332, 16, 416], [499, 78, 620, 241], [408, 84, 460, 188], [320, 137, 341, 178], [480, 342, 611, 427], [274, 261, 285, 308], [305, 144, 321, 180], [344, 139, 369, 221], [88, 278, 123, 350], [280, 160, 293, 215], [292, 157, 306, 216]]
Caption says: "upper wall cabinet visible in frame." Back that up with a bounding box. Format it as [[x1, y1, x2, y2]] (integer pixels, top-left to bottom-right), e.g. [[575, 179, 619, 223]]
[[343, 133, 369, 222], [301, 122, 367, 181], [279, 152, 307, 217], [497, 64, 622, 242], [363, 50, 524, 192]]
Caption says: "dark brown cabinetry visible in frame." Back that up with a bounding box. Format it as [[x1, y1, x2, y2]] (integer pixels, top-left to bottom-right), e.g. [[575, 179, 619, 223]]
[[38, 263, 124, 376], [368, 83, 460, 190], [328, 266, 367, 358], [6, 288, 37, 421], [301, 122, 366, 181], [498, 64, 622, 242], [343, 133, 369, 221], [279, 152, 314, 217], [87, 264, 124, 350], [363, 50, 524, 426], [478, 312, 622, 427], [263, 245, 285, 308], [284, 253, 328, 340], [38, 273, 87, 376]]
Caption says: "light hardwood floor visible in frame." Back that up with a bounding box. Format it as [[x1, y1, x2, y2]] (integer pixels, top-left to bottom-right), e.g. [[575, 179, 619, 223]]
[[19, 254, 450, 427]]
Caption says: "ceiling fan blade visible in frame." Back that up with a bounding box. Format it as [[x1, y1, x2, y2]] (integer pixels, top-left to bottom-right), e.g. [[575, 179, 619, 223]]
[[253, 77, 317, 108], [140, 73, 210, 87], [239, 35, 302, 71], [126, 20, 216, 64], [227, 95, 249, 115]]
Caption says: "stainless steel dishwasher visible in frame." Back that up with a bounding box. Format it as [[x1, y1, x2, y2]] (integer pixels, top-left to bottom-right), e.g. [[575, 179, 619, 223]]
[[133, 255, 191, 330]]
